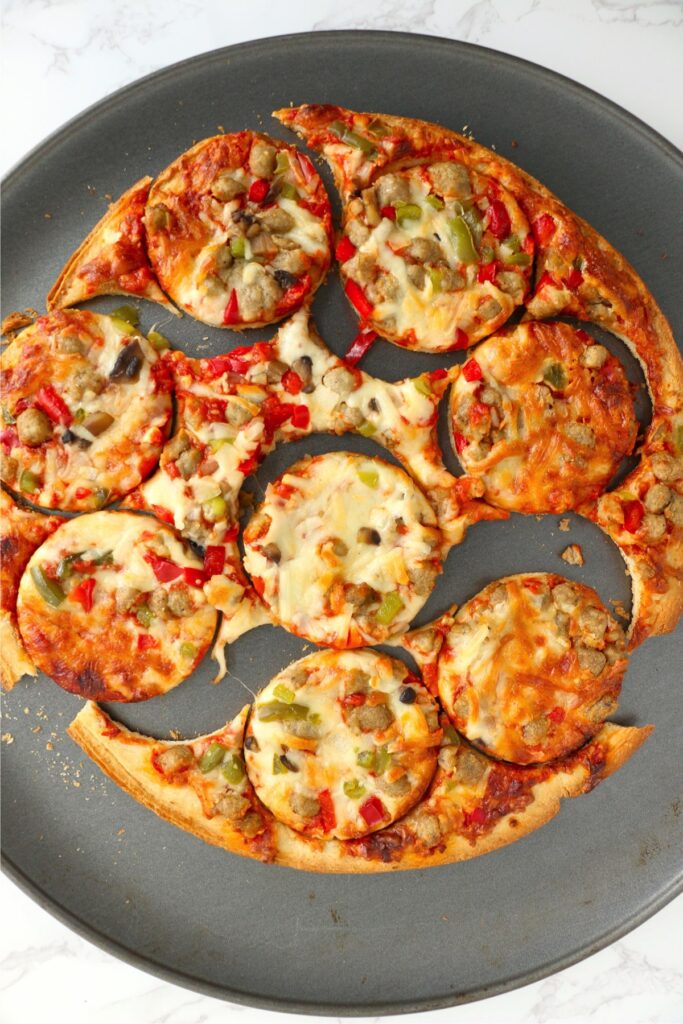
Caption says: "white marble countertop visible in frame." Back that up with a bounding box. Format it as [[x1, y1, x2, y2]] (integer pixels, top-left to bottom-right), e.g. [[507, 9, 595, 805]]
[[1, 2, 681, 1021]]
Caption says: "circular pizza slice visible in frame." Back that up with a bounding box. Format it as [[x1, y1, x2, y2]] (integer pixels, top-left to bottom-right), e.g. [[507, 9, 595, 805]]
[[17, 511, 217, 701], [0, 309, 171, 512], [448, 321, 637, 513], [243, 451, 443, 647], [338, 162, 531, 351], [244, 649, 441, 840], [437, 573, 628, 765], [145, 132, 332, 328]]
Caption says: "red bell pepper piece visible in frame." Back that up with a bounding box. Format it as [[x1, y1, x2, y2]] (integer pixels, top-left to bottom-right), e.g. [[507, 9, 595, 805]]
[[223, 289, 240, 326], [252, 576, 265, 597], [380, 205, 396, 221], [275, 275, 311, 315], [273, 481, 295, 500], [532, 213, 556, 246], [342, 692, 366, 707], [35, 385, 72, 425], [486, 199, 511, 240], [622, 499, 644, 534], [345, 280, 374, 321], [291, 405, 310, 429], [144, 552, 183, 582], [203, 545, 226, 578], [359, 795, 385, 827], [462, 359, 483, 383], [0, 427, 18, 449], [477, 261, 498, 284], [454, 432, 469, 455], [70, 577, 95, 612], [74, 487, 92, 500], [564, 267, 584, 290], [430, 368, 448, 382], [317, 789, 337, 833], [151, 504, 175, 525], [463, 806, 486, 827], [453, 328, 469, 350], [548, 706, 565, 723], [335, 236, 357, 262], [295, 152, 316, 184], [183, 567, 206, 588], [537, 271, 558, 290], [345, 329, 377, 366], [281, 370, 303, 395], [261, 397, 295, 436], [137, 634, 158, 651], [248, 178, 270, 203], [238, 456, 258, 475], [298, 199, 327, 219]]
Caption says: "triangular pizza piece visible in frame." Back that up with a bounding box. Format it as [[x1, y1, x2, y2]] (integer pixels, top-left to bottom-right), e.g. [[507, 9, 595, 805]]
[[47, 178, 177, 314]]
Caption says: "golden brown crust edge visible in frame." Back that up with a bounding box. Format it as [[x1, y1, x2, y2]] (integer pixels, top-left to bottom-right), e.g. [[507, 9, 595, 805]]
[[46, 177, 178, 315], [67, 701, 652, 874], [0, 490, 62, 690]]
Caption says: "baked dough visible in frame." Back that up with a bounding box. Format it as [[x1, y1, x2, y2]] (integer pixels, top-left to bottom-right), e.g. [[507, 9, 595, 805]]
[[0, 310, 172, 511], [17, 511, 217, 701]]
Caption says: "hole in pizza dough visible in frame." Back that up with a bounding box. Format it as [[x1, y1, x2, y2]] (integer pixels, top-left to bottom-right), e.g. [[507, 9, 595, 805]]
[[413, 510, 632, 632]]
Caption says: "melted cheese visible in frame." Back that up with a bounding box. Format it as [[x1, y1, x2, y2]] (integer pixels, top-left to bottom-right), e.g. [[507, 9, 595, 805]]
[[244, 452, 440, 647], [17, 511, 217, 700], [244, 649, 440, 839], [437, 573, 627, 764], [1, 311, 171, 511], [346, 167, 527, 351], [449, 322, 638, 514]]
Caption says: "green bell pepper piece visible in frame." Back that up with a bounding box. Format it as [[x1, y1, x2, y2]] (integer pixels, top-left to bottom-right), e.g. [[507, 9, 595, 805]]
[[375, 591, 404, 625], [199, 742, 225, 773], [31, 566, 65, 607], [449, 216, 478, 263], [257, 701, 309, 722]]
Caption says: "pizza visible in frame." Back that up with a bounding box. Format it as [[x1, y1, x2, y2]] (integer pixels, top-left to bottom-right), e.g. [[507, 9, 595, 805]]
[[436, 574, 627, 765], [67, 696, 651, 871], [4, 98, 682, 876], [47, 178, 176, 314], [0, 309, 172, 511], [243, 649, 441, 840], [448, 321, 638, 513], [143, 132, 332, 328], [17, 511, 217, 702], [0, 490, 61, 690], [243, 452, 443, 647]]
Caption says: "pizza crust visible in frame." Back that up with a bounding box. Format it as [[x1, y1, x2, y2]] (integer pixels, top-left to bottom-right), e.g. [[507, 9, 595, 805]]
[[67, 699, 652, 873], [46, 178, 177, 314], [0, 490, 62, 690]]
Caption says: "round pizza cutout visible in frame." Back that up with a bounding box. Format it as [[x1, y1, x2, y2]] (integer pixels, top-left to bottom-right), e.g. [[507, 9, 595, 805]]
[[243, 451, 443, 647], [0, 310, 171, 512], [448, 321, 638, 513], [437, 573, 628, 765], [244, 649, 441, 839], [17, 511, 217, 702], [337, 162, 532, 351], [145, 132, 333, 327]]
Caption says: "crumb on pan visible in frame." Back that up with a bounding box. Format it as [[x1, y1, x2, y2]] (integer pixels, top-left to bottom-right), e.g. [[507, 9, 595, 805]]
[[561, 543, 584, 566]]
